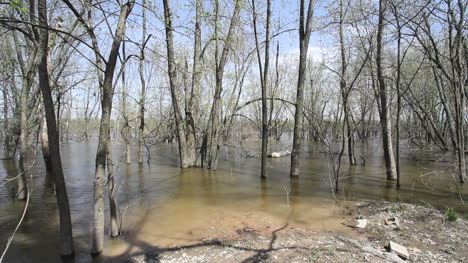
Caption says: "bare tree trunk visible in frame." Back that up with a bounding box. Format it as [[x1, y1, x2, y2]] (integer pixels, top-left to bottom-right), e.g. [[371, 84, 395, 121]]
[[290, 0, 315, 177], [64, 2, 135, 254], [453, 0, 466, 183], [186, 0, 202, 167], [2, 88, 13, 159], [162, 0, 190, 168], [11, 1, 39, 200], [59, 1, 135, 253], [63, 96, 72, 142], [376, 0, 396, 180], [17, 65, 31, 201], [252, 0, 271, 178], [138, 0, 147, 164], [261, 0, 271, 179], [106, 142, 119, 237], [455, 79, 466, 183], [37, 0, 75, 255], [202, 0, 241, 170], [41, 115, 51, 178], [121, 41, 131, 164], [393, 6, 402, 188], [338, 0, 356, 166]]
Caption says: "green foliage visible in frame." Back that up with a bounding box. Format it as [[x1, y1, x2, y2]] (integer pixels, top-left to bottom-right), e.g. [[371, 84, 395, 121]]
[[445, 208, 458, 222], [326, 246, 336, 256], [387, 204, 407, 213], [8, 1, 27, 13], [309, 248, 321, 261], [9, 0, 22, 9]]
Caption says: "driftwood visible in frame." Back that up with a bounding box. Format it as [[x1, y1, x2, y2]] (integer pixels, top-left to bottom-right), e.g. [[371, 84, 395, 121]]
[[268, 151, 291, 158]]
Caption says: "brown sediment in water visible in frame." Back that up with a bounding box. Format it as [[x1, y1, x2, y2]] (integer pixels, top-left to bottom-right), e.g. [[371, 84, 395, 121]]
[[0, 139, 466, 262], [102, 198, 356, 259]]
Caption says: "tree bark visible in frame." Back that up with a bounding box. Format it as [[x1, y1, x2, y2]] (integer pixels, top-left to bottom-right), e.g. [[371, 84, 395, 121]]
[[121, 41, 131, 164], [186, 0, 202, 167], [138, 0, 147, 164], [2, 87, 13, 159], [162, 0, 190, 168], [62, 0, 136, 253], [202, 0, 241, 170], [376, 0, 396, 180], [252, 0, 271, 178], [37, 0, 75, 255], [41, 115, 51, 178], [106, 142, 119, 237], [338, 0, 356, 166], [290, 0, 315, 177]]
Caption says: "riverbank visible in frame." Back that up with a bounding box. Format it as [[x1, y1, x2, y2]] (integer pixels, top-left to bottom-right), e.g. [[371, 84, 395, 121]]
[[124, 201, 467, 263]]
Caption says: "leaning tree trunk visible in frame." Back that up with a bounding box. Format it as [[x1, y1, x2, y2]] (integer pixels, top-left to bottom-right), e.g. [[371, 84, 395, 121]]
[[89, 1, 134, 254], [37, 0, 75, 255]]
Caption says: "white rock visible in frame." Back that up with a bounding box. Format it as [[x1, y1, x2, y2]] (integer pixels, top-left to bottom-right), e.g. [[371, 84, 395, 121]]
[[388, 241, 409, 260], [356, 219, 368, 229]]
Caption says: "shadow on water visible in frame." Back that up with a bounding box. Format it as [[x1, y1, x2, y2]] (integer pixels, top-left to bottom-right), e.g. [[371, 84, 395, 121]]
[[0, 139, 466, 262]]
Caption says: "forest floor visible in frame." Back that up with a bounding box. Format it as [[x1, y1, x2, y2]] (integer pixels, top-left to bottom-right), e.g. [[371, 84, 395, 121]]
[[126, 201, 468, 263]]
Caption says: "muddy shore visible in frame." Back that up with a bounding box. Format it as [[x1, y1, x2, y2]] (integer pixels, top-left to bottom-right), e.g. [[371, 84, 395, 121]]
[[116, 201, 468, 263]]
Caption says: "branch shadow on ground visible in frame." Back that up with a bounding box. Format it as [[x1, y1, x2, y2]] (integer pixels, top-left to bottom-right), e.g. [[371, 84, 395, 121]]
[[101, 222, 309, 263]]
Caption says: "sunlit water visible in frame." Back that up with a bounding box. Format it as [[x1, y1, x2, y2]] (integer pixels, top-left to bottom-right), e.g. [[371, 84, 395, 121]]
[[0, 138, 466, 262]]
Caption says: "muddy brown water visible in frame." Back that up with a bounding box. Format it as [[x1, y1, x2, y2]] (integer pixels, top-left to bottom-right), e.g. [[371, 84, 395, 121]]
[[0, 139, 466, 262]]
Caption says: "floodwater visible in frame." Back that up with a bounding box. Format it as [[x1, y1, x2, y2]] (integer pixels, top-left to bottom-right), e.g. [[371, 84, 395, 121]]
[[0, 138, 466, 262]]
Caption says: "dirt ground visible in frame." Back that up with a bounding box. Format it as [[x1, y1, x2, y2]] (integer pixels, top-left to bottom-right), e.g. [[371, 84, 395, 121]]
[[125, 201, 467, 263]]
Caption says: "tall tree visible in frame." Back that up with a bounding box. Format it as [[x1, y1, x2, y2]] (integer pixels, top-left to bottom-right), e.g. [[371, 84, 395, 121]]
[[252, 0, 272, 179], [187, 0, 202, 167], [162, 0, 190, 168], [62, 0, 135, 253], [338, 0, 357, 166], [407, 0, 467, 183], [138, 0, 147, 164], [290, 0, 315, 177], [121, 41, 131, 164], [37, 0, 75, 256], [201, 0, 241, 170], [376, 0, 397, 180]]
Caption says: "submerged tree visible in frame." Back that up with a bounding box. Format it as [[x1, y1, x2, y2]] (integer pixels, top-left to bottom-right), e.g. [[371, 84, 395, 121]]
[[376, 0, 397, 180], [37, 0, 75, 255], [62, 0, 136, 253], [290, 0, 316, 177], [251, 0, 272, 178]]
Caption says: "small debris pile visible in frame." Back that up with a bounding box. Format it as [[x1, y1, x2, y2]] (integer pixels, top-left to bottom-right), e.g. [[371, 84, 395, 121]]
[[346, 201, 468, 262]]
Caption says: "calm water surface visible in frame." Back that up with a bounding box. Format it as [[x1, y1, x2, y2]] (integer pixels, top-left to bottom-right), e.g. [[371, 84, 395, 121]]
[[0, 138, 466, 262]]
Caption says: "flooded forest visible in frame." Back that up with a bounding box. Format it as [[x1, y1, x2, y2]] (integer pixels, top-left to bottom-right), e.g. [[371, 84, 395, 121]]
[[0, 0, 467, 262]]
